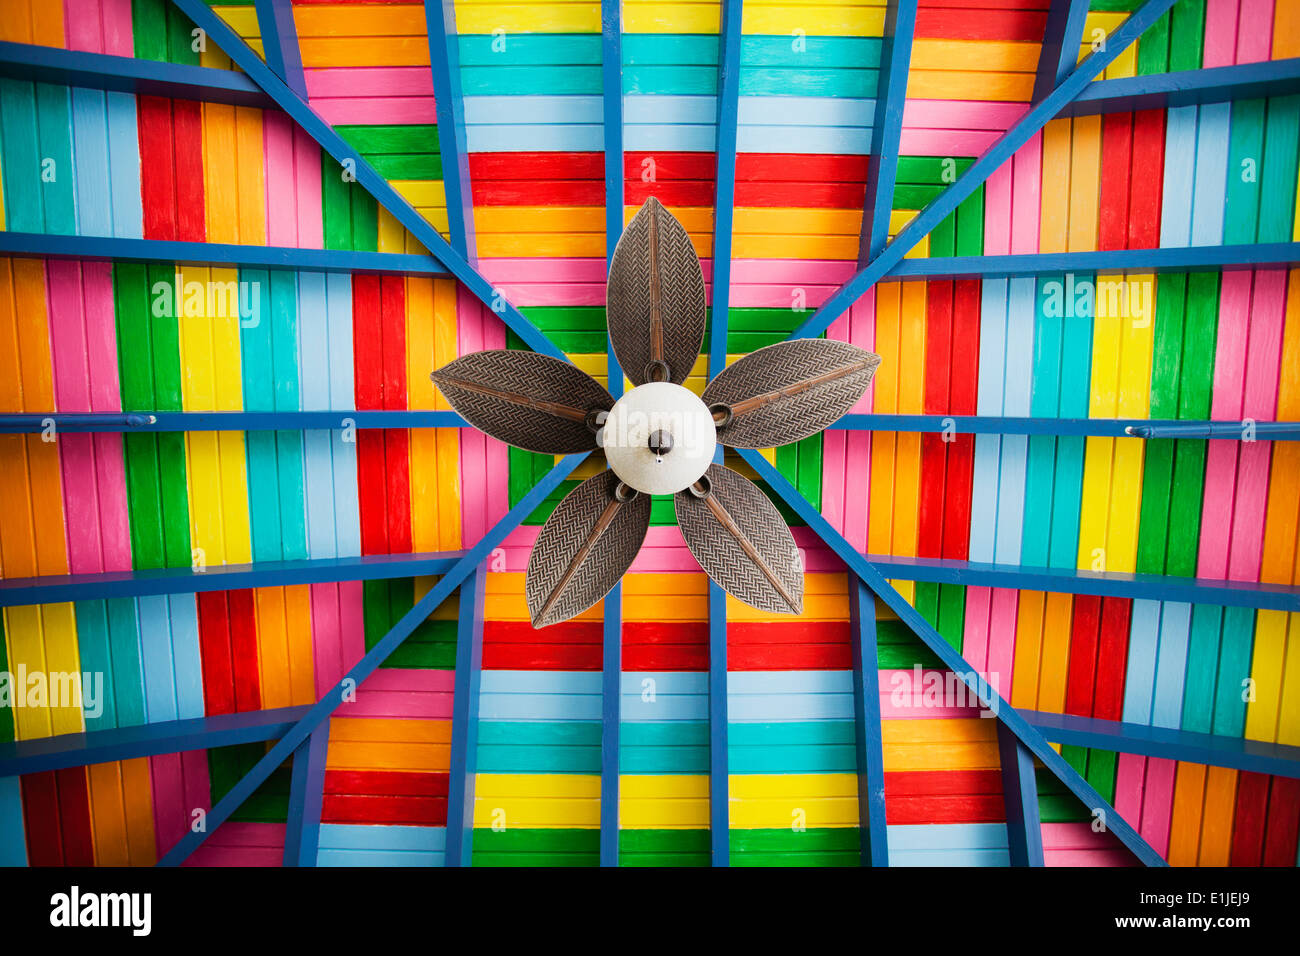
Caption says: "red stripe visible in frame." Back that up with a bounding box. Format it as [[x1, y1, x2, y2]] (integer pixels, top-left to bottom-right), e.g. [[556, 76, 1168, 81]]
[[942, 280, 980, 559], [324, 770, 448, 796], [918, 281, 955, 559], [173, 99, 206, 243], [1129, 109, 1166, 249], [1064, 596, 1101, 716], [20, 772, 62, 865], [55, 767, 95, 865], [484, 620, 603, 670], [729, 621, 852, 670], [322, 770, 449, 826], [885, 769, 1006, 824], [380, 276, 412, 553], [228, 589, 262, 712], [472, 151, 604, 181], [1229, 771, 1271, 866], [353, 275, 390, 554], [1093, 597, 1130, 721], [1099, 112, 1133, 252], [474, 180, 605, 206], [915, 9, 1047, 42], [197, 590, 236, 716], [137, 97, 177, 241], [1262, 776, 1300, 865], [622, 621, 708, 672]]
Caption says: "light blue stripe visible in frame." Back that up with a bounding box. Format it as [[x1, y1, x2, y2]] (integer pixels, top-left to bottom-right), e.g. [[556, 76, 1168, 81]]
[[1151, 600, 1191, 729], [467, 125, 603, 152], [1191, 103, 1230, 246], [318, 823, 445, 851], [168, 593, 204, 720], [1121, 598, 1162, 724], [887, 821, 1009, 851], [105, 91, 143, 238], [137, 594, 178, 723], [70, 87, 112, 238], [1160, 105, 1197, 247]]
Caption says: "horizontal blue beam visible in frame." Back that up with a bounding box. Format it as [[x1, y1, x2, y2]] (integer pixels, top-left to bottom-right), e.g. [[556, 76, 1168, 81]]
[[830, 415, 1300, 441], [0, 706, 309, 777], [886, 243, 1300, 279], [0, 551, 463, 607], [1023, 710, 1300, 778], [1065, 56, 1300, 117], [865, 554, 1300, 612], [0, 41, 272, 108], [0, 410, 466, 434], [0, 231, 446, 276]]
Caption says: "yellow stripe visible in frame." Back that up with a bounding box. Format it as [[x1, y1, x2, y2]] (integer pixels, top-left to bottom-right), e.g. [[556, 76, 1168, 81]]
[[473, 773, 601, 828], [1279, 613, 1300, 747], [621, 774, 709, 828], [1246, 610, 1288, 742], [454, 1, 599, 35], [741, 2, 887, 38], [2, 603, 83, 739]]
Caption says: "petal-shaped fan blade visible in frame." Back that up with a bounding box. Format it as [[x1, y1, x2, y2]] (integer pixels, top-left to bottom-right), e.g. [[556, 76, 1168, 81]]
[[526, 470, 652, 628], [606, 197, 706, 386], [674, 464, 802, 615], [702, 339, 881, 449], [431, 349, 613, 454]]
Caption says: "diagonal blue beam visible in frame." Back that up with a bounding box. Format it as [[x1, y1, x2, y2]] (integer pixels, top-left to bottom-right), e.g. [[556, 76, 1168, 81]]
[[736, 448, 1168, 866], [829, 415, 1300, 441], [848, 575, 888, 866], [253, 0, 307, 99], [1034, 0, 1091, 102], [1064, 56, 1300, 116], [425, 0, 477, 261], [859, 0, 917, 265], [997, 722, 1045, 866], [169, 0, 564, 361], [886, 242, 1300, 278], [445, 565, 486, 866], [156, 452, 589, 865], [788, 0, 1178, 344], [707, 0, 744, 868], [283, 724, 330, 866], [599, 0, 625, 869]]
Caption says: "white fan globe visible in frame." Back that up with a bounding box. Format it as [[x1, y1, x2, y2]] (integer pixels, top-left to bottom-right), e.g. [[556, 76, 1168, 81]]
[[600, 381, 717, 495]]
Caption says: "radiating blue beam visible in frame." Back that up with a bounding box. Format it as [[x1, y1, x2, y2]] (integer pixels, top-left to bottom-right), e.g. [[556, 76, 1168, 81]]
[[707, 571, 729, 866], [169, 0, 565, 360], [1065, 57, 1300, 116], [997, 722, 1045, 866], [859, 0, 917, 265], [887, 242, 1300, 278], [737, 448, 1167, 866], [1024, 710, 1300, 778], [788, 0, 1179, 344], [0, 706, 310, 777], [0, 551, 463, 607], [283, 724, 330, 866], [829, 414, 1300, 441], [600, 0, 625, 868], [848, 576, 888, 866], [0, 40, 271, 107], [253, 0, 307, 99], [425, 0, 477, 260], [0, 231, 446, 275], [445, 565, 486, 866], [859, 554, 1300, 613], [156, 452, 590, 865], [1034, 0, 1091, 102], [0, 411, 465, 434]]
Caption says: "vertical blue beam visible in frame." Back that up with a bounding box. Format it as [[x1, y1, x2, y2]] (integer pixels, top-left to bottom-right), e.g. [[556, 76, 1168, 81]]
[[445, 565, 486, 866], [425, 0, 477, 260], [283, 724, 329, 866], [707, 0, 743, 868], [998, 721, 1045, 865], [600, 0, 625, 867], [1034, 0, 1091, 102], [849, 576, 889, 866], [253, 0, 307, 100], [859, 0, 918, 265]]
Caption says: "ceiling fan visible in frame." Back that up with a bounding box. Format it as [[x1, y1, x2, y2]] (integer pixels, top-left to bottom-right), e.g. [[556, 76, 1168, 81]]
[[432, 198, 882, 628]]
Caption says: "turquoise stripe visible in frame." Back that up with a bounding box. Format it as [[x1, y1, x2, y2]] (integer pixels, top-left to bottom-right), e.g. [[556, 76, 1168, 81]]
[[0, 776, 26, 866], [1048, 274, 1093, 570], [107, 597, 147, 727], [1181, 605, 1223, 734], [35, 82, 78, 234], [1224, 98, 1265, 245], [477, 720, 601, 773], [1212, 606, 1254, 737], [730, 721, 857, 773], [0, 78, 45, 233], [75, 601, 117, 731]]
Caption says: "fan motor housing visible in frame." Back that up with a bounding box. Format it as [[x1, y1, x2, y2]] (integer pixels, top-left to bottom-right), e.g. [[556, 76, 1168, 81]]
[[600, 382, 717, 495]]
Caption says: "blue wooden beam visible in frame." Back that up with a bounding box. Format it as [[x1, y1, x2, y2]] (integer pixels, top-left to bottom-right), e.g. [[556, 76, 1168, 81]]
[[0, 411, 465, 434], [789, 0, 1179, 344], [1034, 0, 1091, 102], [859, 0, 917, 265], [283, 724, 329, 866], [0, 551, 462, 607], [445, 565, 486, 866], [829, 414, 1300, 439], [887, 242, 1300, 279], [0, 231, 446, 275], [997, 722, 1045, 866], [0, 706, 309, 777], [599, 0, 625, 868], [848, 575, 888, 866], [0, 41, 272, 107], [1126, 420, 1300, 440], [1065, 56, 1300, 116], [707, 570, 729, 866], [155, 452, 589, 865], [425, 0, 477, 261], [1024, 710, 1300, 778], [736, 448, 1167, 866], [169, 0, 565, 361], [253, 0, 307, 99]]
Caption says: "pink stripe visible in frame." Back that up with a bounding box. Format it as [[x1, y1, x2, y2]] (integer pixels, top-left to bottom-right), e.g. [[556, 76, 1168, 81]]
[[1198, 270, 1254, 578], [1041, 822, 1127, 850], [306, 67, 435, 98], [899, 129, 1003, 156], [102, 0, 132, 57], [339, 580, 366, 667], [264, 111, 298, 247], [1010, 132, 1041, 255], [879, 668, 990, 718], [843, 296, 875, 552], [986, 588, 1018, 695], [345, 669, 454, 719], [1139, 756, 1177, 856], [984, 160, 1013, 257], [1045, 848, 1135, 866], [903, 100, 1029, 131], [1235, 0, 1274, 63], [293, 123, 325, 248], [962, 586, 992, 673], [1228, 269, 1285, 580], [1203, 0, 1241, 68], [64, 0, 104, 52], [458, 288, 489, 543], [1113, 751, 1147, 823], [311, 582, 345, 698], [312, 97, 438, 127], [184, 822, 285, 867]]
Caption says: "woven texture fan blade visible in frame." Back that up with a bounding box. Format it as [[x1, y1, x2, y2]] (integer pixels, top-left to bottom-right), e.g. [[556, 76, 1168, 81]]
[[431, 349, 613, 454], [674, 464, 803, 615], [526, 470, 652, 628], [606, 197, 706, 386], [702, 339, 881, 449]]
